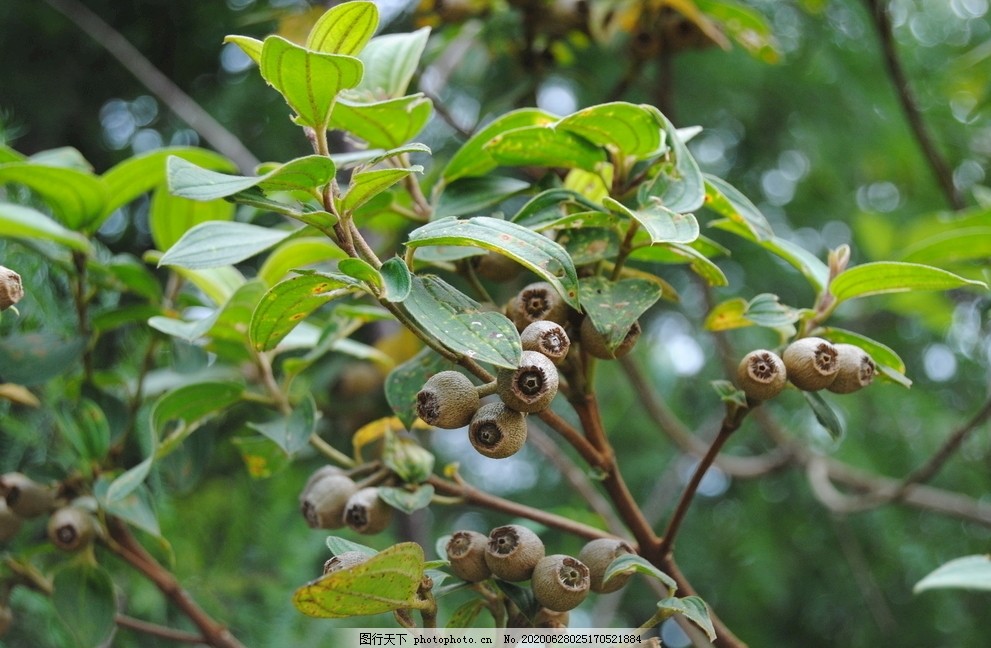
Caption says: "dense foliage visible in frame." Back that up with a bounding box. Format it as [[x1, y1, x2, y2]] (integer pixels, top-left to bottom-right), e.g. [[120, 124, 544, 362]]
[[1, 1, 990, 647]]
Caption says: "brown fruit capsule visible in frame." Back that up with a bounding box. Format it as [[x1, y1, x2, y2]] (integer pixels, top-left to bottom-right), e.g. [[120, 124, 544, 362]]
[[579, 317, 641, 360], [828, 344, 876, 394], [446, 530, 492, 582], [736, 350, 788, 401], [531, 554, 590, 612], [507, 282, 570, 330], [47, 506, 97, 552], [577, 538, 636, 594], [303, 465, 345, 494], [416, 371, 480, 429], [343, 487, 393, 535], [323, 550, 370, 575], [521, 320, 571, 364], [300, 473, 359, 530], [783, 337, 839, 391], [0, 266, 23, 311], [0, 498, 23, 542], [485, 524, 545, 582], [468, 402, 528, 459], [496, 350, 559, 413], [1, 473, 55, 518], [472, 252, 521, 282]]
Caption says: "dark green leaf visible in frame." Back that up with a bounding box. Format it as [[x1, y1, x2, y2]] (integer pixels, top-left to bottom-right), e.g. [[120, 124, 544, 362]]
[[0, 202, 92, 253], [380, 257, 412, 302], [802, 390, 844, 442], [484, 125, 608, 172], [580, 277, 664, 349], [340, 166, 422, 213], [0, 333, 85, 385], [306, 1, 378, 55], [641, 111, 705, 212], [511, 188, 607, 229], [558, 102, 662, 159], [556, 227, 621, 265], [331, 96, 432, 149], [0, 162, 107, 230], [249, 273, 360, 351], [829, 262, 987, 304], [257, 237, 347, 285], [407, 217, 580, 309], [604, 197, 699, 244], [326, 536, 379, 557], [703, 175, 773, 240], [657, 596, 717, 641], [434, 176, 531, 218], [248, 393, 316, 456], [356, 27, 431, 98], [385, 347, 453, 430], [378, 484, 435, 514], [158, 221, 293, 269], [404, 275, 522, 369], [151, 381, 244, 455], [167, 155, 335, 201], [53, 563, 117, 648], [914, 555, 991, 593], [448, 599, 487, 628], [62, 399, 111, 464]]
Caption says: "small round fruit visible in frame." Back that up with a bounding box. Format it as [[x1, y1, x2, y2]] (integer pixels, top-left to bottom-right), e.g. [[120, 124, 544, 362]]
[[579, 317, 641, 360], [416, 371, 480, 429], [323, 550, 370, 575], [0, 498, 23, 542], [736, 350, 787, 401], [343, 487, 393, 535], [521, 320, 571, 364], [531, 554, 590, 612], [783, 337, 839, 391], [577, 538, 636, 593], [472, 252, 521, 282], [1, 472, 55, 518], [0, 266, 23, 311], [484, 524, 545, 582], [496, 350, 559, 413], [300, 473, 359, 529], [446, 530, 492, 582], [468, 402, 528, 459], [47, 506, 97, 552], [507, 282, 569, 330], [302, 465, 345, 494], [828, 344, 876, 394]]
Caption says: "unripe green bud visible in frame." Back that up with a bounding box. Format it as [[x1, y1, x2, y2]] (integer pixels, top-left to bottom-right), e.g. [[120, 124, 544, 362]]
[[531, 554, 590, 612], [736, 349, 787, 401], [300, 473, 359, 529], [468, 402, 528, 459], [577, 538, 636, 593], [1, 472, 55, 518], [416, 371, 480, 429], [47, 506, 97, 552], [446, 530, 492, 582], [579, 317, 641, 360], [0, 498, 24, 542], [484, 524, 545, 582], [343, 487, 393, 535], [521, 320, 571, 364], [783, 337, 839, 391], [496, 350, 559, 413], [827, 344, 876, 394]]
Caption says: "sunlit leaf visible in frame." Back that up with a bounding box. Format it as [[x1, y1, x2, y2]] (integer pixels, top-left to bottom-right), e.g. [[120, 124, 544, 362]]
[[167, 155, 335, 201], [485, 125, 608, 172], [443, 108, 557, 182], [0, 202, 92, 253], [232, 435, 291, 478], [557, 102, 663, 159], [332, 95, 432, 149], [149, 186, 235, 252], [158, 221, 293, 270], [900, 227, 991, 267], [249, 273, 360, 351], [829, 262, 987, 304], [224, 35, 263, 64], [340, 166, 422, 213], [697, 0, 780, 63], [0, 162, 107, 230], [306, 1, 378, 55], [356, 27, 431, 98], [914, 555, 991, 593]]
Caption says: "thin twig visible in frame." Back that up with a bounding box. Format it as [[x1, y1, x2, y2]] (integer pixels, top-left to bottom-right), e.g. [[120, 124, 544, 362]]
[[116, 615, 206, 644]]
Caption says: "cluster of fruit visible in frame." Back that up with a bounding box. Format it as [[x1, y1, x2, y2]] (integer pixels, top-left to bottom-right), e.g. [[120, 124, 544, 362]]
[[444, 525, 636, 614], [298, 466, 393, 534], [736, 337, 876, 402]]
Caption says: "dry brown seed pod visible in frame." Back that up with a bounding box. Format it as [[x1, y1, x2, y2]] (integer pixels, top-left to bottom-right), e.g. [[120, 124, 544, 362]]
[[0, 266, 23, 311], [485, 524, 545, 582], [577, 538, 636, 594], [783, 337, 839, 390], [416, 371, 480, 429], [531, 554, 591, 612], [468, 402, 528, 459], [299, 474, 359, 529], [343, 487, 393, 535], [521, 320, 571, 364], [323, 550, 370, 575], [302, 465, 345, 495], [472, 252, 521, 282], [827, 344, 876, 394], [0, 498, 23, 542], [579, 317, 641, 360], [446, 530, 492, 582], [47, 506, 97, 552], [736, 350, 788, 401], [507, 282, 570, 330], [496, 350, 559, 413], [1, 473, 55, 518]]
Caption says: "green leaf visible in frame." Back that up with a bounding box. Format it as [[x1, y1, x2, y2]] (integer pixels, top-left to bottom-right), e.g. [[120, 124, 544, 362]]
[[580, 277, 664, 349], [435, 176, 531, 219], [385, 347, 453, 430], [484, 125, 608, 172], [247, 393, 316, 456], [158, 221, 293, 270], [603, 554, 677, 593], [829, 262, 987, 304], [914, 555, 991, 593], [407, 217, 580, 309], [511, 188, 607, 229], [711, 379, 748, 408], [332, 95, 433, 149], [557, 102, 662, 159], [0, 333, 86, 385], [641, 111, 705, 212], [341, 166, 422, 213], [404, 275, 522, 369], [257, 237, 347, 285], [53, 563, 117, 648], [713, 219, 829, 292], [380, 257, 412, 302], [703, 175, 773, 240], [232, 435, 291, 478], [556, 227, 621, 265], [604, 197, 699, 245], [338, 258, 383, 291], [802, 390, 844, 442], [378, 484, 435, 514], [62, 399, 111, 465], [106, 455, 155, 504], [0, 162, 107, 230], [151, 381, 244, 457], [250, 273, 360, 351], [103, 147, 234, 215], [657, 242, 728, 286], [167, 155, 336, 201], [149, 186, 235, 252], [657, 596, 717, 642], [293, 542, 426, 618], [260, 36, 363, 129], [492, 579, 538, 622], [900, 227, 991, 266], [820, 327, 911, 388], [448, 599, 486, 627], [356, 27, 431, 98], [706, 293, 798, 332], [326, 536, 379, 557], [101, 481, 161, 537], [224, 35, 263, 64], [443, 108, 557, 182], [0, 202, 92, 253], [306, 1, 378, 55], [696, 0, 780, 63]]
